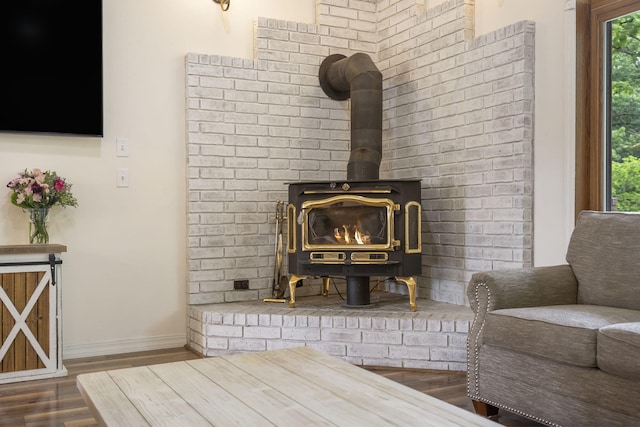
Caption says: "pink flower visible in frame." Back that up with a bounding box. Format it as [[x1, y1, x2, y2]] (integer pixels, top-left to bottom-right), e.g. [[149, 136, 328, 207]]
[[8, 168, 77, 209]]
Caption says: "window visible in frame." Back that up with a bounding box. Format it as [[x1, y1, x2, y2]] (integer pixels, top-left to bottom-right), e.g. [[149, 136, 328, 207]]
[[607, 11, 640, 211], [577, 0, 640, 214]]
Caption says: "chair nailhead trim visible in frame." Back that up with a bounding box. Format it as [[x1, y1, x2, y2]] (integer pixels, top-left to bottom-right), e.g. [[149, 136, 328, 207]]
[[467, 282, 559, 427]]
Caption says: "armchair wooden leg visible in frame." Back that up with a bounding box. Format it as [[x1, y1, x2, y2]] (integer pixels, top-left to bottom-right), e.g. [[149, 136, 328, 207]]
[[472, 400, 499, 417]]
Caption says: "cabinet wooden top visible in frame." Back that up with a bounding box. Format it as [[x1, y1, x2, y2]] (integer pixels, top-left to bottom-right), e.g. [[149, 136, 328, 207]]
[[0, 244, 67, 255]]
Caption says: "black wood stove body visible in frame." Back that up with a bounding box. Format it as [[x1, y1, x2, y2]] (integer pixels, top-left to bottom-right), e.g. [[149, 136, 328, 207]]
[[278, 52, 423, 311], [286, 179, 422, 310]]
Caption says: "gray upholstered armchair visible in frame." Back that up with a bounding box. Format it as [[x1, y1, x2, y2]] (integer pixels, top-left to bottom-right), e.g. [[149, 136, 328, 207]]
[[467, 211, 640, 427]]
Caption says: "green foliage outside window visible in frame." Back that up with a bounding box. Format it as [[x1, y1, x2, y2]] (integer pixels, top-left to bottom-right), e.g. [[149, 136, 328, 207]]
[[610, 12, 640, 211], [611, 155, 640, 211]]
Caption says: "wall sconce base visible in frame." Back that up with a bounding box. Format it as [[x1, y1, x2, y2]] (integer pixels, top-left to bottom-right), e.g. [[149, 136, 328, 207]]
[[213, 0, 230, 11]]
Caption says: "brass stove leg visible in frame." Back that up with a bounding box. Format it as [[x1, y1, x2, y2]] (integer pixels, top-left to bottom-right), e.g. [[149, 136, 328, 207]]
[[288, 275, 307, 308], [321, 277, 330, 297], [395, 276, 417, 311]]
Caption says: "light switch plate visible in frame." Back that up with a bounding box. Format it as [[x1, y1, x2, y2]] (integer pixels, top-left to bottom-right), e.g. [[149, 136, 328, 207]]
[[116, 138, 129, 157], [117, 168, 129, 187]]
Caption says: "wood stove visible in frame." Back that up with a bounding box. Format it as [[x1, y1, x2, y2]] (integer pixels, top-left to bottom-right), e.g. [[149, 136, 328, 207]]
[[286, 179, 422, 310], [276, 53, 423, 311]]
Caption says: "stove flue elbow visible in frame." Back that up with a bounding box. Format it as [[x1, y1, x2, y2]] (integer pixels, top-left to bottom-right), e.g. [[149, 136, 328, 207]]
[[319, 53, 383, 181]]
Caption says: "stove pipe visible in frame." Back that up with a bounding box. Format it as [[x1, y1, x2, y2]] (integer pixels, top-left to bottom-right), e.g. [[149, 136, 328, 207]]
[[319, 53, 383, 306], [319, 53, 382, 181]]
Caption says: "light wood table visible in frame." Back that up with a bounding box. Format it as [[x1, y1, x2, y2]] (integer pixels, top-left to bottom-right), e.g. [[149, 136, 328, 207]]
[[77, 347, 497, 426]]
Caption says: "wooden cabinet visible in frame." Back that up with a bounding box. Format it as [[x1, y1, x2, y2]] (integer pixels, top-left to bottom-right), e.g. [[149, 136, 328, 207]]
[[0, 245, 67, 383]]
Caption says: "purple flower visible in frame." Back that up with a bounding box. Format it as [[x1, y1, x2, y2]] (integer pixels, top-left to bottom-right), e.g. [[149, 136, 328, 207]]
[[7, 168, 78, 209]]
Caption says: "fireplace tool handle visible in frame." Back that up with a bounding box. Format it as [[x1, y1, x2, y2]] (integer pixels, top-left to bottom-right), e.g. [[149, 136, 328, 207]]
[[264, 200, 288, 303]]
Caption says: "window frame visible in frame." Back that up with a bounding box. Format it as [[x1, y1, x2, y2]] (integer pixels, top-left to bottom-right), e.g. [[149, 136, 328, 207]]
[[576, 0, 640, 215]]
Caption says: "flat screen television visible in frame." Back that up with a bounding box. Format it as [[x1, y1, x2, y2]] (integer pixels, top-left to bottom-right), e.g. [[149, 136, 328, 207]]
[[0, 1, 103, 137]]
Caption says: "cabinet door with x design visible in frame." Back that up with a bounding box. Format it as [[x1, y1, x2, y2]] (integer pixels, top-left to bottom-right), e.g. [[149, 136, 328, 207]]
[[0, 246, 66, 383]]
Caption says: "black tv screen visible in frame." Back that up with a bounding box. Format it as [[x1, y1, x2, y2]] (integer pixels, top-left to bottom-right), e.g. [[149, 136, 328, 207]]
[[0, 1, 103, 137]]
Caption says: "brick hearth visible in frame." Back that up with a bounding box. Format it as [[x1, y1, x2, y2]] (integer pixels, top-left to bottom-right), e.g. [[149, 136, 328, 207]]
[[188, 292, 472, 371]]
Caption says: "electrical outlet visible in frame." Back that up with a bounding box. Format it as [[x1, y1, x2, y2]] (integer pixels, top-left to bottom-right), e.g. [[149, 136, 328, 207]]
[[233, 280, 249, 290]]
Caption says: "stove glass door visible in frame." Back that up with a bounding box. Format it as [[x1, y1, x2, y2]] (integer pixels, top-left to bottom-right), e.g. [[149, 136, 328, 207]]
[[302, 195, 395, 251]]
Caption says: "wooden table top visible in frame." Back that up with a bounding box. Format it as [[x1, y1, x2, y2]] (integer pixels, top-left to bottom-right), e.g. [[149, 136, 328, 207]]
[[0, 244, 67, 255], [77, 347, 497, 426]]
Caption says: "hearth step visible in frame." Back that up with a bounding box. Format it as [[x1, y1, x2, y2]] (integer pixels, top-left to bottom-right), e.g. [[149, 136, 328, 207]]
[[188, 293, 473, 371]]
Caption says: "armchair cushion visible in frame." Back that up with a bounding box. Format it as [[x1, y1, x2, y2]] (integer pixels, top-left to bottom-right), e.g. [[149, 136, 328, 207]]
[[484, 305, 640, 367], [598, 322, 640, 380], [566, 211, 640, 310]]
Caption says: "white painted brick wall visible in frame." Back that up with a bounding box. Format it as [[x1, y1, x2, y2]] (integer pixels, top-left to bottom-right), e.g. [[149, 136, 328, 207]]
[[187, 0, 534, 306], [188, 304, 471, 370], [379, 0, 533, 305]]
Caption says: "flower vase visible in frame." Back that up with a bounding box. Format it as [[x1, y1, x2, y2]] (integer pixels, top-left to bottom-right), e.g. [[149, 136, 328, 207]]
[[29, 208, 50, 244]]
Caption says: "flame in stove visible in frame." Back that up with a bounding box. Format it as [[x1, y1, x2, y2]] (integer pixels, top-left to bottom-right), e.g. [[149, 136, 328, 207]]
[[334, 225, 371, 245]]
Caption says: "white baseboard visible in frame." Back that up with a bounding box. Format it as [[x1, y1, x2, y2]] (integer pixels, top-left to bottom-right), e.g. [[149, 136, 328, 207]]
[[63, 333, 187, 359]]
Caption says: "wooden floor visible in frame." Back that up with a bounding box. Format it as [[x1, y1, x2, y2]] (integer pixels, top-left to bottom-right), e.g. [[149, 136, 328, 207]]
[[0, 347, 540, 427]]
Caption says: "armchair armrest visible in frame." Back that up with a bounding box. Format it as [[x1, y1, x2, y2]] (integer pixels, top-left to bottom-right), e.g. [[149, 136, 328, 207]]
[[466, 265, 579, 402], [468, 265, 578, 314]]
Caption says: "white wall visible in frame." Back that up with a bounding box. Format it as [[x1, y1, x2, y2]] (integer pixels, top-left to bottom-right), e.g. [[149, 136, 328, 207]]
[[0, 0, 574, 357], [0, 0, 315, 358]]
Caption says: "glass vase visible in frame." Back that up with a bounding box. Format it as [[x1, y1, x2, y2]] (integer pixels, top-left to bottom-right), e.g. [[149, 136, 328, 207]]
[[29, 208, 50, 244]]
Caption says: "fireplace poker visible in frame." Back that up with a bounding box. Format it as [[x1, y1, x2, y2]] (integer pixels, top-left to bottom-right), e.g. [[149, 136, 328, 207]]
[[264, 200, 288, 303]]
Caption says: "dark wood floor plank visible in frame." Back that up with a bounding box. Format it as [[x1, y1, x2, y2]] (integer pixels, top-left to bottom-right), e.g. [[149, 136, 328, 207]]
[[0, 346, 538, 427]]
